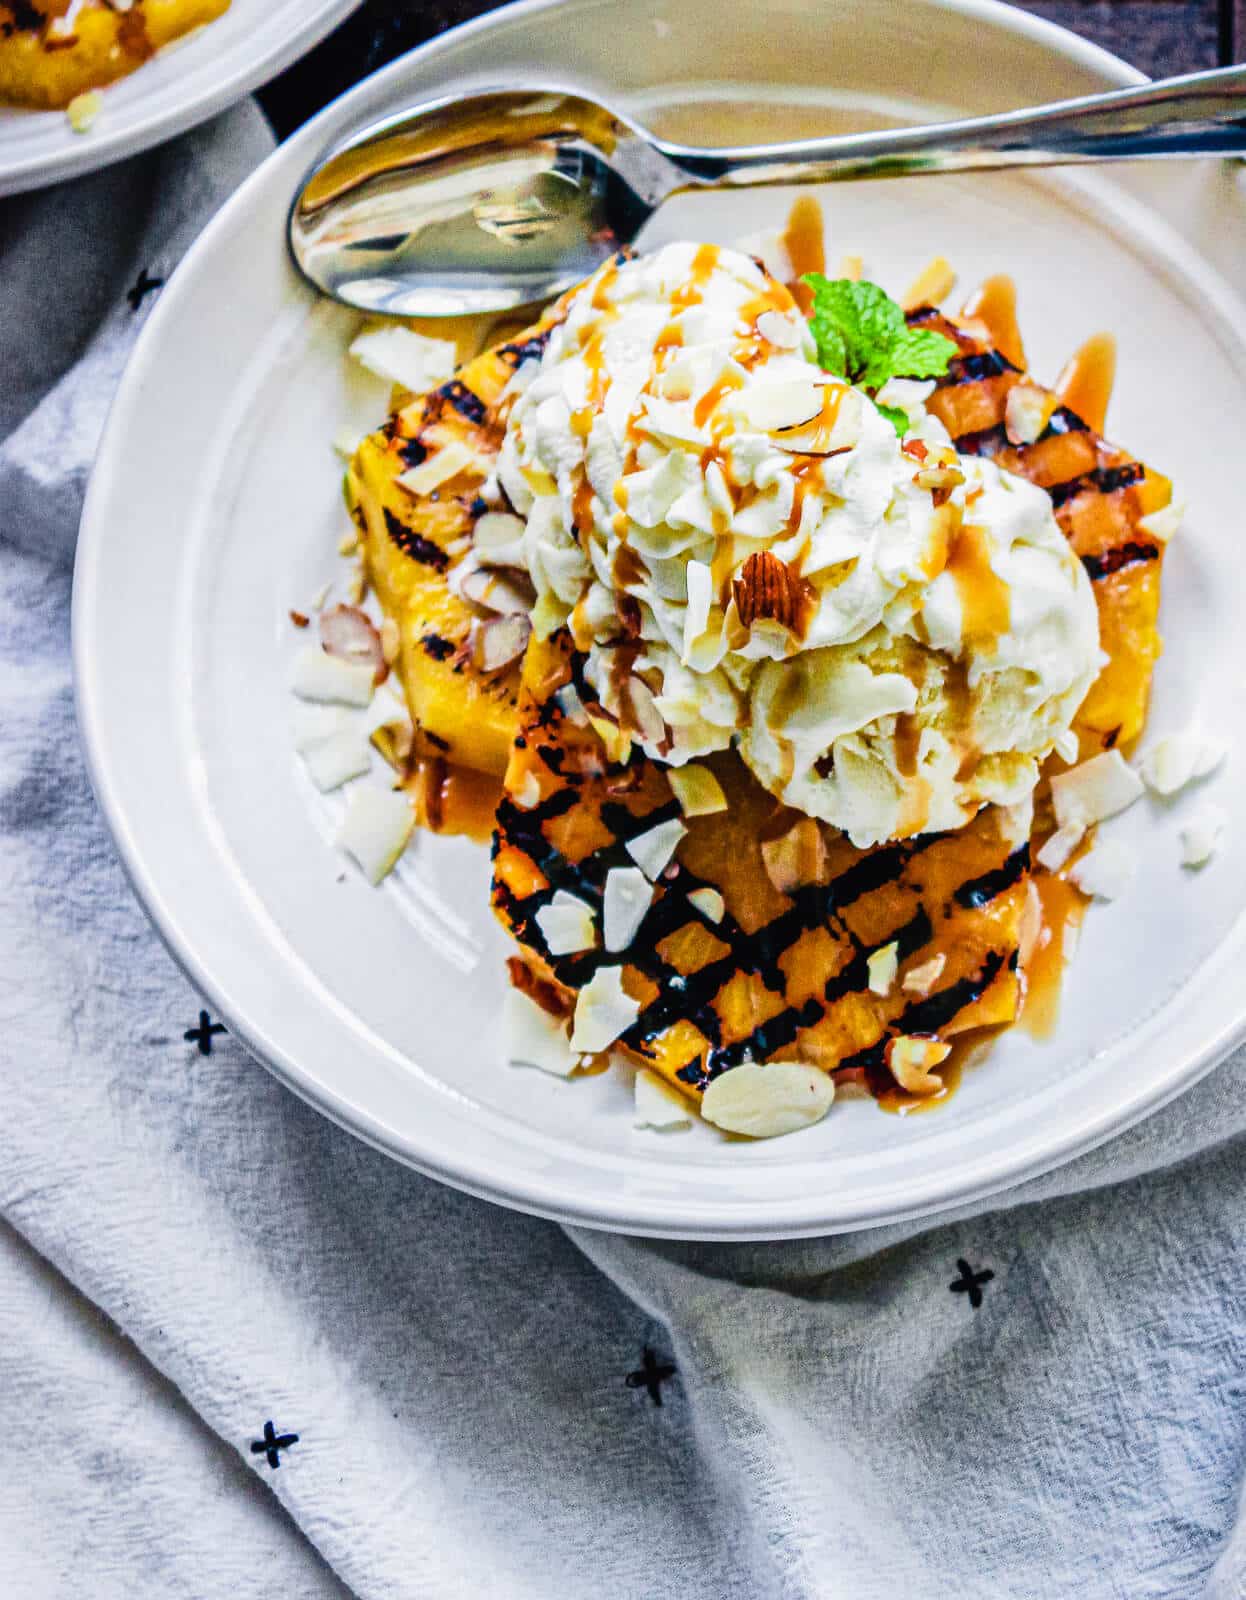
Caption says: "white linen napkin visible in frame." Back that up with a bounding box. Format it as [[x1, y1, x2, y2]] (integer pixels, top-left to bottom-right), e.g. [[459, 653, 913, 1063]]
[[4, 105, 1246, 1599]]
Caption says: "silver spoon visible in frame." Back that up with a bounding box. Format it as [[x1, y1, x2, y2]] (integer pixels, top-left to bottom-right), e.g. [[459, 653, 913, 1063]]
[[289, 65, 1246, 317]]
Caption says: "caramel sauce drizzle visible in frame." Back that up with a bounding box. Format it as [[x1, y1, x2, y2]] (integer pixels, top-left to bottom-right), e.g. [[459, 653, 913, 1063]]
[[1055, 333, 1116, 435], [946, 523, 1010, 644], [959, 275, 1025, 371], [1019, 870, 1088, 1038], [781, 195, 825, 315]]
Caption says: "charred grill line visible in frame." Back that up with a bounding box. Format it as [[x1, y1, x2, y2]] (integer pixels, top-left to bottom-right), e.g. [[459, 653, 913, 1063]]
[[383, 508, 450, 571], [1047, 461, 1145, 510], [437, 380, 488, 425], [945, 349, 1020, 384], [954, 844, 1029, 910], [1081, 540, 1161, 580]]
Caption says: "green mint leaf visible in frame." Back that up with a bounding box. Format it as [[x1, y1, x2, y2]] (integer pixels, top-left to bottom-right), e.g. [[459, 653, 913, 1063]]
[[876, 403, 910, 439], [890, 324, 961, 379], [801, 274, 958, 396]]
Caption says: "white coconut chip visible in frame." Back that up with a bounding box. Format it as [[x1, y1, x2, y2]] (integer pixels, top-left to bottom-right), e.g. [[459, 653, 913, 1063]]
[[348, 326, 457, 393], [624, 818, 687, 882], [1068, 837, 1137, 901], [633, 1069, 694, 1132], [1139, 731, 1226, 796], [291, 703, 352, 752], [504, 988, 577, 1078], [687, 887, 726, 924], [667, 763, 727, 817], [397, 440, 476, 496], [603, 866, 654, 953], [1052, 727, 1080, 765], [866, 941, 898, 997], [1050, 751, 1144, 830], [534, 891, 597, 956], [1137, 497, 1185, 543], [700, 1061, 834, 1139], [1036, 822, 1086, 873], [290, 648, 375, 707], [301, 726, 372, 792], [336, 787, 415, 883], [569, 966, 641, 1053], [1180, 805, 1226, 868]]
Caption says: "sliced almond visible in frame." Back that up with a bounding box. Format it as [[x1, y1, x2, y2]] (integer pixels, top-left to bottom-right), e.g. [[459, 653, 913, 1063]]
[[886, 1035, 951, 1095], [458, 565, 535, 617], [473, 511, 527, 563], [729, 380, 824, 434], [755, 310, 802, 349], [473, 613, 531, 674], [700, 1060, 834, 1139], [772, 385, 863, 456], [320, 604, 386, 684]]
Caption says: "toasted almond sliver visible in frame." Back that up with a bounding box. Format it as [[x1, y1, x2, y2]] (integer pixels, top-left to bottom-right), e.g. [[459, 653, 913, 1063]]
[[886, 1035, 951, 1095], [700, 1061, 834, 1139], [866, 942, 898, 997], [900, 256, 956, 313]]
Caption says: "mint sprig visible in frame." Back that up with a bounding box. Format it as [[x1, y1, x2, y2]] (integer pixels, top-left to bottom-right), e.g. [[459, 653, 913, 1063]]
[[802, 275, 958, 436]]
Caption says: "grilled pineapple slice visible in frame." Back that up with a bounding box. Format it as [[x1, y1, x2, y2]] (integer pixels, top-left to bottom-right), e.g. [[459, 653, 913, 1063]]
[[0, 0, 229, 109], [353, 277, 1171, 1105]]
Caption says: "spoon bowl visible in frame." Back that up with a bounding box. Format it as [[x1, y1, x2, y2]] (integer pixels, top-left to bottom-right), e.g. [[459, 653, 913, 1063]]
[[289, 67, 1246, 317]]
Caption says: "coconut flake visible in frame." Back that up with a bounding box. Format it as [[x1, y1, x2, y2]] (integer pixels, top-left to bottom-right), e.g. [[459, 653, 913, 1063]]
[[569, 966, 641, 1053], [1137, 497, 1185, 543], [633, 1068, 694, 1131], [535, 891, 597, 956], [505, 988, 576, 1077], [1180, 805, 1226, 867], [1050, 751, 1144, 830], [336, 787, 415, 883], [1140, 731, 1226, 795], [700, 1061, 834, 1139], [886, 1035, 951, 1095], [1068, 837, 1136, 901], [1052, 727, 1080, 765], [901, 953, 946, 997], [682, 561, 714, 661], [291, 648, 375, 706], [1036, 822, 1086, 873], [625, 817, 687, 881], [348, 326, 457, 392], [291, 703, 352, 752], [667, 763, 727, 817], [638, 393, 709, 448], [397, 440, 477, 496], [687, 886, 726, 924], [603, 866, 654, 953], [301, 726, 372, 792], [867, 941, 898, 996]]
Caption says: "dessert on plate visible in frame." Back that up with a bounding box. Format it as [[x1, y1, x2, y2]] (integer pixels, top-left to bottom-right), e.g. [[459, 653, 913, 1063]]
[[321, 228, 1186, 1139], [0, 0, 228, 112]]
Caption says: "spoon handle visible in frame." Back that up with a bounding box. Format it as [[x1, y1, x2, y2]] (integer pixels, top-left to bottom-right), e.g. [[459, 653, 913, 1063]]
[[660, 64, 1246, 186]]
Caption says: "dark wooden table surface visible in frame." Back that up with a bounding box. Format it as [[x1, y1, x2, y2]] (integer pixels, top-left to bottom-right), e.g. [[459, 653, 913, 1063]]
[[258, 0, 1241, 141]]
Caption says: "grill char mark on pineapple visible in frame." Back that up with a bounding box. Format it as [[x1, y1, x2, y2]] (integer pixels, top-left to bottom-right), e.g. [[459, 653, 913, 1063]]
[[382, 508, 449, 571]]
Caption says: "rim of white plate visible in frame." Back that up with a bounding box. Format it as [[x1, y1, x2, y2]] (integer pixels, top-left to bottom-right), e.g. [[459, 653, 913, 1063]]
[[74, 0, 1246, 1239]]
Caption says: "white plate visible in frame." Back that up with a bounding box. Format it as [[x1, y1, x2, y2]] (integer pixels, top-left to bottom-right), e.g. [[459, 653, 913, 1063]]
[[74, 0, 1246, 1239], [0, 0, 360, 197]]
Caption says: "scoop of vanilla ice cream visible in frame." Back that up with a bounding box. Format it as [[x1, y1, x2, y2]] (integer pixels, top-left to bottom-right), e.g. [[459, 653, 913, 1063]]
[[495, 241, 1100, 846]]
